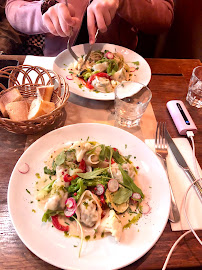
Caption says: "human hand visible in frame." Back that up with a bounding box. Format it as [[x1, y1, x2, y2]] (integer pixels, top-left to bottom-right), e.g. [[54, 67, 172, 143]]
[[87, 0, 119, 44], [42, 2, 80, 37]]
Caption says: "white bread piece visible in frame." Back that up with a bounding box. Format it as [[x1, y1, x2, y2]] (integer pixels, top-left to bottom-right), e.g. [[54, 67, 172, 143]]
[[28, 98, 55, 120], [0, 88, 23, 117], [36, 85, 54, 102], [5, 100, 29, 121]]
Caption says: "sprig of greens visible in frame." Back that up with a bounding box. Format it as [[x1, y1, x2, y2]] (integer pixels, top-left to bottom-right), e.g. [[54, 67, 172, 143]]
[[112, 187, 132, 204], [77, 168, 108, 179], [118, 165, 144, 197], [42, 209, 64, 222]]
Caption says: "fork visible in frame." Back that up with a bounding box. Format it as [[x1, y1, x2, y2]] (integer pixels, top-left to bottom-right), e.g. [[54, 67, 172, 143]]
[[155, 122, 180, 223], [78, 28, 99, 71], [65, 0, 79, 61], [67, 35, 79, 61]]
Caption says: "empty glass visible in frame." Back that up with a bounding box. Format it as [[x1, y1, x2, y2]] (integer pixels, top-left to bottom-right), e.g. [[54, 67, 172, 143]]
[[186, 66, 202, 108], [114, 81, 152, 127]]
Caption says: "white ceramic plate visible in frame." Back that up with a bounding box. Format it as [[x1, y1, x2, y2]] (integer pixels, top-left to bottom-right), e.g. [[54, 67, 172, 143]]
[[8, 123, 170, 270], [53, 43, 151, 100]]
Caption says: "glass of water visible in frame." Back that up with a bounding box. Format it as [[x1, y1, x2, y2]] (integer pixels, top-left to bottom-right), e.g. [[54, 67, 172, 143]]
[[114, 81, 152, 127], [186, 66, 202, 108]]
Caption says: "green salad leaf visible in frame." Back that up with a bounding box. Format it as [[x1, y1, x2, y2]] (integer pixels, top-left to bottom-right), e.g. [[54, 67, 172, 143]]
[[118, 165, 144, 197], [68, 178, 87, 201], [112, 150, 126, 164], [112, 187, 132, 204], [42, 209, 64, 222], [77, 168, 108, 179], [107, 60, 119, 76], [55, 150, 66, 166], [44, 166, 56, 175]]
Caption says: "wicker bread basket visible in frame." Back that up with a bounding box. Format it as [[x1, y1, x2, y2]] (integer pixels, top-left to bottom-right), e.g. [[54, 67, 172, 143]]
[[0, 65, 69, 134]]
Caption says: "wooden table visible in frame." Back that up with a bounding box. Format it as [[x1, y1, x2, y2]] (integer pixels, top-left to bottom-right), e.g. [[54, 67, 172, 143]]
[[0, 56, 201, 270]]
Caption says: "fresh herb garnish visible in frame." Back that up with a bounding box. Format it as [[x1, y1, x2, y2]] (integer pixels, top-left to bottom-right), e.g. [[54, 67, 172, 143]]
[[42, 210, 64, 222], [35, 173, 40, 178], [132, 61, 139, 65], [112, 187, 132, 204], [44, 166, 56, 175], [118, 165, 144, 197]]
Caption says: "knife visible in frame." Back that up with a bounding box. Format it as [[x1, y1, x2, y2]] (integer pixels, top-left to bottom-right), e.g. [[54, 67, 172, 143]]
[[165, 130, 202, 204], [79, 29, 99, 71]]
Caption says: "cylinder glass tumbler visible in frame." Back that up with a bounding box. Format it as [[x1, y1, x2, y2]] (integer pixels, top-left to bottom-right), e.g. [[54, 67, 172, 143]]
[[186, 66, 202, 108], [114, 81, 152, 127]]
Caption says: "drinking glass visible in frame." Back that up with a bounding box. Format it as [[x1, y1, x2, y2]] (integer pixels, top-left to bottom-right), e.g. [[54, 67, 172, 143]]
[[114, 81, 152, 127], [186, 66, 202, 108]]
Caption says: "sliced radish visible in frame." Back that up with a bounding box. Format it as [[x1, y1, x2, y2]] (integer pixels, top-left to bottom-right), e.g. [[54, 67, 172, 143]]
[[129, 67, 136, 72], [108, 178, 119, 193], [95, 184, 105, 196], [131, 192, 141, 200], [18, 163, 30, 174], [65, 197, 76, 210], [64, 208, 76, 217], [66, 74, 73, 80], [65, 197, 77, 217], [141, 202, 151, 215], [105, 52, 114, 59]]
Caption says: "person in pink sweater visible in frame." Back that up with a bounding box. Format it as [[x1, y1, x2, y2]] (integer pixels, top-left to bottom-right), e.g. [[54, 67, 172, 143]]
[[5, 0, 174, 56]]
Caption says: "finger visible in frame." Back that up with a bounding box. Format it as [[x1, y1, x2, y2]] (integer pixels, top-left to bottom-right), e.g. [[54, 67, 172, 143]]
[[59, 0, 75, 16], [67, 3, 76, 17], [103, 10, 111, 27], [47, 7, 67, 37], [87, 8, 97, 44], [58, 3, 76, 27], [94, 9, 107, 33], [59, 17, 80, 36], [51, 17, 67, 37], [56, 4, 73, 36], [42, 15, 58, 36], [108, 7, 116, 21]]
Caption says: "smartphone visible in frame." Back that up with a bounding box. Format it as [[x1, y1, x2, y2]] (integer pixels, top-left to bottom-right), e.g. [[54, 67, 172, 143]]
[[0, 60, 19, 90]]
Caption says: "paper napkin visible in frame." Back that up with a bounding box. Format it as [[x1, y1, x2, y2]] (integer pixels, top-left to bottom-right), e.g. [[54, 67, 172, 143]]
[[145, 138, 202, 231], [23, 55, 56, 70]]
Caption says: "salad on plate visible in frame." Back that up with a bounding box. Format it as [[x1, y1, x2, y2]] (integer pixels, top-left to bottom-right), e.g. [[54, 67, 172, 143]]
[[35, 140, 150, 255], [66, 50, 140, 93]]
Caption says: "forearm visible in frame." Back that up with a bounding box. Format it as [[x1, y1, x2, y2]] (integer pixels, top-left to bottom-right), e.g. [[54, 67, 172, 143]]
[[118, 0, 174, 33], [5, 0, 48, 34]]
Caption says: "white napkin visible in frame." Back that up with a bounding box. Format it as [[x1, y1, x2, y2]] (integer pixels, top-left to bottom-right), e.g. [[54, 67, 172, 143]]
[[145, 138, 202, 231], [23, 55, 56, 70]]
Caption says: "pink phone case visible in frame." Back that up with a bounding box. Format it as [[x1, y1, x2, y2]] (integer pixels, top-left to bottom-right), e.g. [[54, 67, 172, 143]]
[[167, 100, 197, 135]]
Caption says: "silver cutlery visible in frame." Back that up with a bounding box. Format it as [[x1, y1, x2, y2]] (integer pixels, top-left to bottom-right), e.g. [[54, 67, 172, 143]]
[[155, 122, 180, 223], [79, 29, 99, 71], [67, 34, 79, 61], [165, 128, 202, 204], [65, 0, 79, 61]]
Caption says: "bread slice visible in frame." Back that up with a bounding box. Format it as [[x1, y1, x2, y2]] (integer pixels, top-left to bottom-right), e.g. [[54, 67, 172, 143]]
[[0, 88, 23, 117], [28, 99, 55, 120], [5, 100, 29, 121], [36, 85, 54, 102]]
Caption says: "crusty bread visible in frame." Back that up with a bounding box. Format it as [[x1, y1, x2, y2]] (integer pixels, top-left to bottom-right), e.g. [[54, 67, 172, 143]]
[[36, 85, 54, 102], [0, 88, 23, 117], [28, 98, 55, 120], [5, 100, 29, 121]]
